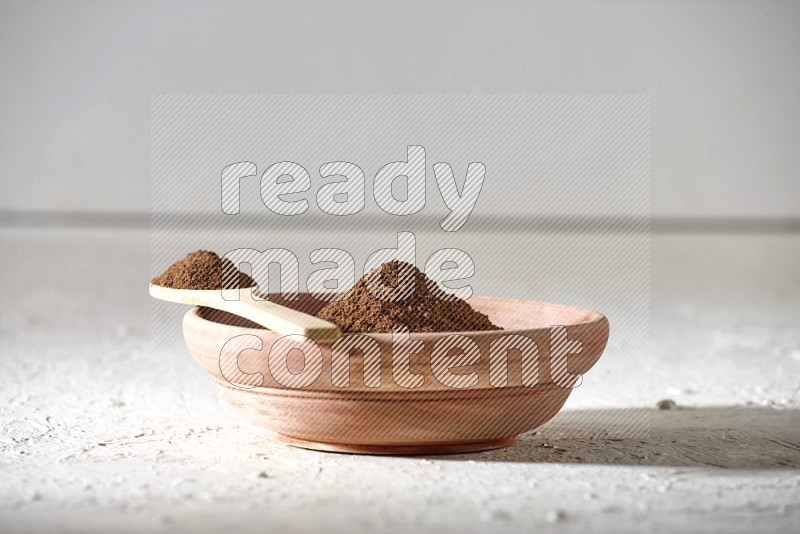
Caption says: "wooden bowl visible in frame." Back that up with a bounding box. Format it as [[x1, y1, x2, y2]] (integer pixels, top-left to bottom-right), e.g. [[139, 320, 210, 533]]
[[182, 294, 609, 455]]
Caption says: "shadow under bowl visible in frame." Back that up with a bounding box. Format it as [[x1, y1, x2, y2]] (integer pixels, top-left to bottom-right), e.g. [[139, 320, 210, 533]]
[[182, 294, 609, 455]]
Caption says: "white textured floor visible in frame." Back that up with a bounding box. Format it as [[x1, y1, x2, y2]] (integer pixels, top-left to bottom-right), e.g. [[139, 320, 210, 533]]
[[1, 228, 799, 533]]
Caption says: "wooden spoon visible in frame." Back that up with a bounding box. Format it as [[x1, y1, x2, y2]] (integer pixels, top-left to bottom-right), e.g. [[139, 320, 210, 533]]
[[149, 283, 342, 343]]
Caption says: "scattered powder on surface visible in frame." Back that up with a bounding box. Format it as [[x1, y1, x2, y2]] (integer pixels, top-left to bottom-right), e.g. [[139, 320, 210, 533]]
[[316, 260, 502, 333], [151, 250, 255, 290]]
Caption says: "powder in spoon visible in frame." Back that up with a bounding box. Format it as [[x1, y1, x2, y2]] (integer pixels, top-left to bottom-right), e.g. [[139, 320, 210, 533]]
[[151, 250, 256, 290], [316, 260, 501, 333]]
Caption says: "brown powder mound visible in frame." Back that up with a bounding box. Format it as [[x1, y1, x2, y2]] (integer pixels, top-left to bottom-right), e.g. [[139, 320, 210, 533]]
[[316, 260, 502, 333], [151, 250, 256, 290]]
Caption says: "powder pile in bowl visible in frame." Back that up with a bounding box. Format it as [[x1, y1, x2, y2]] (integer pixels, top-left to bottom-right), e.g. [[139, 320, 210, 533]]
[[316, 260, 501, 333], [151, 250, 255, 290]]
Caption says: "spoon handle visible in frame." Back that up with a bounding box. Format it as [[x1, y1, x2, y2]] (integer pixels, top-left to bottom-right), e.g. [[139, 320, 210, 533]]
[[149, 284, 341, 343], [216, 292, 342, 343]]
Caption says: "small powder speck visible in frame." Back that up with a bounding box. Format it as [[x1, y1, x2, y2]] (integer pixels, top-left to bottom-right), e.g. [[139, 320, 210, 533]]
[[656, 399, 678, 410], [545, 509, 565, 523]]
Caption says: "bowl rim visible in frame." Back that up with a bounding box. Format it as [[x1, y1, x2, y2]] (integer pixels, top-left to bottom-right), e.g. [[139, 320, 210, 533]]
[[187, 293, 608, 342]]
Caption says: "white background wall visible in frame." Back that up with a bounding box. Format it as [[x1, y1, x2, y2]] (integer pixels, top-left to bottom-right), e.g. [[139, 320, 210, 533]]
[[1, 0, 798, 218]]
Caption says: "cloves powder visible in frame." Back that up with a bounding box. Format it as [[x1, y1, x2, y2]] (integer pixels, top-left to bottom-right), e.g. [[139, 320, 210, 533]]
[[151, 250, 255, 290], [317, 260, 501, 333]]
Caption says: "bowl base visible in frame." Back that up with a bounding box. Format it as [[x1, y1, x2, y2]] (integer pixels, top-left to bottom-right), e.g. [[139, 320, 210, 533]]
[[277, 435, 518, 455]]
